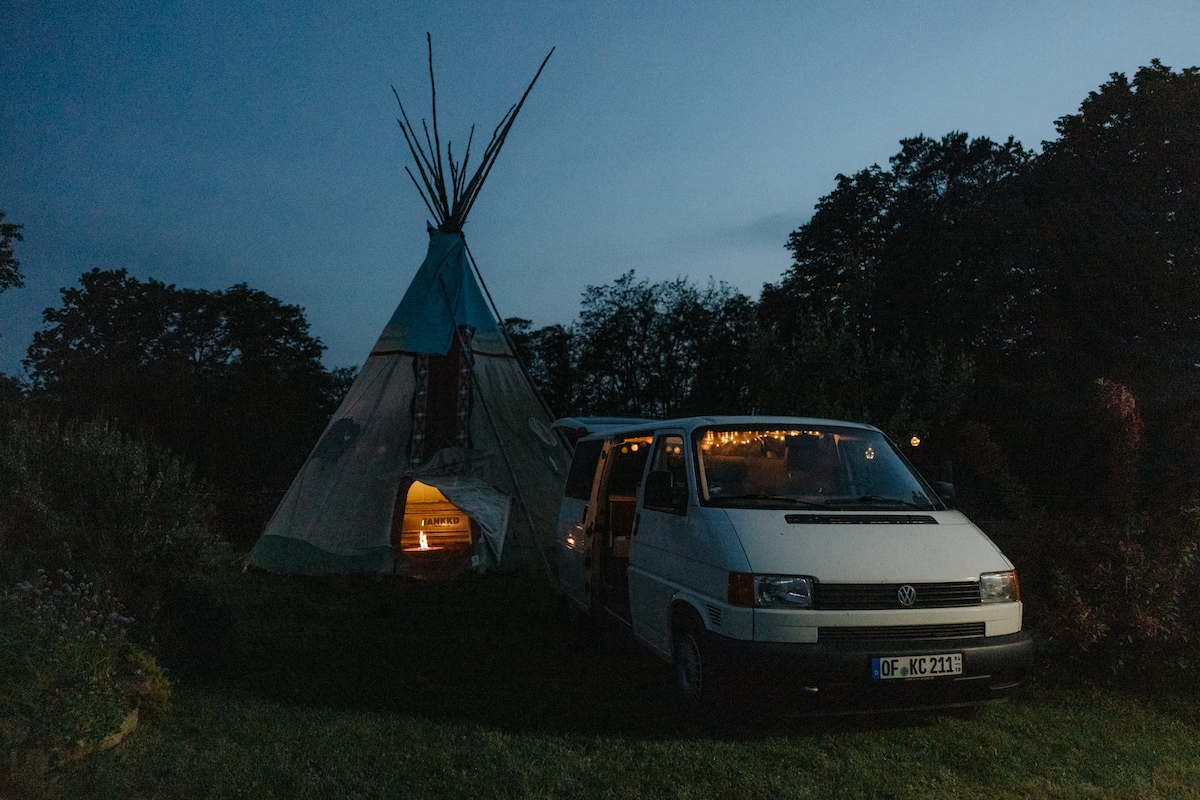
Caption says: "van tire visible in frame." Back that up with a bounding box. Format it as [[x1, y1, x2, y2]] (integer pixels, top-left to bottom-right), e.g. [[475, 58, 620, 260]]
[[673, 614, 724, 719]]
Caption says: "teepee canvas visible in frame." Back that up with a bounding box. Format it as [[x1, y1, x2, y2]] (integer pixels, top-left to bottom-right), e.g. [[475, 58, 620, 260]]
[[247, 40, 567, 576]]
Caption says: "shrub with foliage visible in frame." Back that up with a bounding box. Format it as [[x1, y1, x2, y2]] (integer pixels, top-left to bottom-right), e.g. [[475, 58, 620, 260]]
[[1034, 510, 1198, 685], [993, 381, 1200, 687], [0, 410, 215, 621], [23, 268, 355, 544], [0, 569, 170, 781]]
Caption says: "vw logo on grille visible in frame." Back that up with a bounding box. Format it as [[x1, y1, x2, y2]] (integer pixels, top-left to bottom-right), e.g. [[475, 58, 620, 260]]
[[897, 584, 917, 607]]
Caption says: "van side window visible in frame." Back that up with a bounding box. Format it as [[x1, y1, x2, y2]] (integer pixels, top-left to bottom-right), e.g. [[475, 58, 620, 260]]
[[564, 439, 604, 501], [650, 435, 687, 484], [644, 434, 688, 514], [607, 439, 653, 497]]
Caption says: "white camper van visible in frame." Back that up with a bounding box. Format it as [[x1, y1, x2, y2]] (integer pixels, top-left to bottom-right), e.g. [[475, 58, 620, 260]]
[[553, 416, 1033, 715]]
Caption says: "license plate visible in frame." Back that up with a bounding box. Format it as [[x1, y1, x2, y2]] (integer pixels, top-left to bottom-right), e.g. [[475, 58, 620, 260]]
[[872, 653, 962, 680]]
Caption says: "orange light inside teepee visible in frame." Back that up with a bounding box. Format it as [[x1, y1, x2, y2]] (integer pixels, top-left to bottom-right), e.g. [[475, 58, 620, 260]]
[[400, 481, 470, 552]]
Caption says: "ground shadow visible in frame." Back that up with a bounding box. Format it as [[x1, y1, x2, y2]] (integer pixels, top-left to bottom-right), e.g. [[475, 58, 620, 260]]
[[187, 564, 955, 740]]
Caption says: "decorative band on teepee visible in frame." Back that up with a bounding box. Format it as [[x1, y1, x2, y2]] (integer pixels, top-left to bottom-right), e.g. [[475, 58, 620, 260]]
[[409, 325, 476, 467]]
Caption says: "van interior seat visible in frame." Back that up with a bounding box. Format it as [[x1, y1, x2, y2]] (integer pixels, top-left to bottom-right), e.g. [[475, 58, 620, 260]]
[[704, 453, 843, 496], [704, 457, 747, 489]]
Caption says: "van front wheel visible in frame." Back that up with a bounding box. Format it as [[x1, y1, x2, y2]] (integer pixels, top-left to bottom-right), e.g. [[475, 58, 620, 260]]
[[673, 617, 723, 717]]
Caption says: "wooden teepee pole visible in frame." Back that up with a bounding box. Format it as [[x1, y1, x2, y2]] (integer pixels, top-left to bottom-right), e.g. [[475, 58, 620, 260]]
[[392, 37, 553, 232]]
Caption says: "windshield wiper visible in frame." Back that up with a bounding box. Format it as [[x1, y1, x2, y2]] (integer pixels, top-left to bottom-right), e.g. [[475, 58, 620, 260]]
[[831, 495, 933, 510], [709, 494, 830, 509]]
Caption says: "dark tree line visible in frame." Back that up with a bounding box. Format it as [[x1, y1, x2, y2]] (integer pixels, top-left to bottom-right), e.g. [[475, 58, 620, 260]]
[[12, 268, 355, 542], [506, 272, 757, 419], [0, 211, 22, 295], [0, 211, 25, 401]]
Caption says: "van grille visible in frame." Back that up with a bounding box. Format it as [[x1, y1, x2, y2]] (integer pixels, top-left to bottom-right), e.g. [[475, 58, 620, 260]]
[[818, 622, 986, 643], [785, 514, 938, 525], [815, 581, 981, 610]]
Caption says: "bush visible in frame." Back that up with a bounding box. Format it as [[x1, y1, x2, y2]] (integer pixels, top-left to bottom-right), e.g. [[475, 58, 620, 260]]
[[941, 384, 1200, 688], [0, 569, 171, 781], [0, 410, 216, 620], [1032, 509, 1198, 686]]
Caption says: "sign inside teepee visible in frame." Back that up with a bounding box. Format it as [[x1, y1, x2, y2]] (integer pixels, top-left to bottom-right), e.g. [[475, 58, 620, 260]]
[[393, 480, 478, 576]]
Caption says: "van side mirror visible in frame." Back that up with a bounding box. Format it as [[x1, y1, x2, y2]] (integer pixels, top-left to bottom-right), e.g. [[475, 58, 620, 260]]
[[932, 481, 955, 508], [645, 470, 687, 514]]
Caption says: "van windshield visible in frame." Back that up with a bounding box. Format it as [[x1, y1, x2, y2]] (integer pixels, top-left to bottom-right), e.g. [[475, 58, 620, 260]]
[[694, 426, 937, 511]]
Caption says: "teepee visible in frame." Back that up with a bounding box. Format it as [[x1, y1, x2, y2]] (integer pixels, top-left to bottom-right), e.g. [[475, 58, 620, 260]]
[[247, 39, 567, 576]]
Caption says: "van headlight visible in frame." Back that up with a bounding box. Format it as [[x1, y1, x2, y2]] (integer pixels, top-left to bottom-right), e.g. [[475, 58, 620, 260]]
[[728, 573, 814, 608], [980, 570, 1020, 603]]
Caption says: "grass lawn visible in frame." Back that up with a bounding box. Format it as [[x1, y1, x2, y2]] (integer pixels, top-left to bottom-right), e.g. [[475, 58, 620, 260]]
[[24, 551, 1200, 799]]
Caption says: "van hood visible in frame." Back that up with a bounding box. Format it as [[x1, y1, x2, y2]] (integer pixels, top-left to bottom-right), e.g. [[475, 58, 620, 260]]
[[721, 508, 1012, 583]]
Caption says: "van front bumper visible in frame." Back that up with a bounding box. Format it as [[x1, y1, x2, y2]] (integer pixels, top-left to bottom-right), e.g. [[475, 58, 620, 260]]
[[704, 629, 1034, 713]]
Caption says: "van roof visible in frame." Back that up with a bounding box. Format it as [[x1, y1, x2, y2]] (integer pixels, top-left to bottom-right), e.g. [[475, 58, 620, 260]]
[[553, 415, 882, 441]]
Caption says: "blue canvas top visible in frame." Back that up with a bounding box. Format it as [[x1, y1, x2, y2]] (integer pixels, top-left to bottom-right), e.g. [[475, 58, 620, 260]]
[[371, 229, 500, 356]]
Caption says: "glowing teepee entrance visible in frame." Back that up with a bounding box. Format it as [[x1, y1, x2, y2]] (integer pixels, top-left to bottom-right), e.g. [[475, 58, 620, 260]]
[[393, 479, 478, 575]]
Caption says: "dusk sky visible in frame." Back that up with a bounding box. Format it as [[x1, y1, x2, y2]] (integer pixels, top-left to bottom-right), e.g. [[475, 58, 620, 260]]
[[3, 1, 1199, 379]]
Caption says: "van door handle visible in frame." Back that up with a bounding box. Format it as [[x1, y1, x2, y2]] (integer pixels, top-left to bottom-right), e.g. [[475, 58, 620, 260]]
[[631, 514, 640, 537]]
